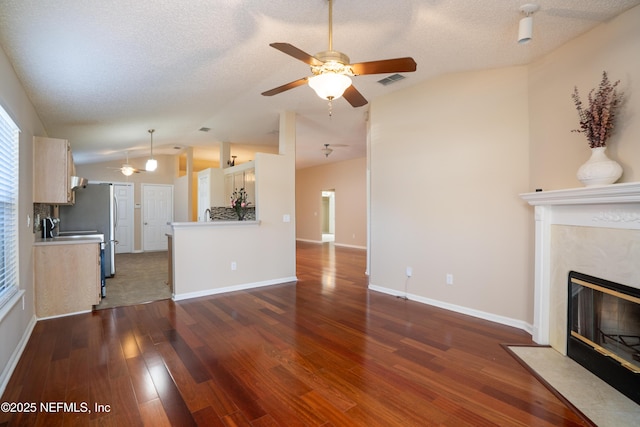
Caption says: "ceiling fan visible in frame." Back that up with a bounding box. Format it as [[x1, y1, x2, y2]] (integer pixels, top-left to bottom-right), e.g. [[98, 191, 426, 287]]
[[262, 0, 417, 108], [321, 143, 348, 158], [108, 151, 146, 176], [108, 130, 157, 176]]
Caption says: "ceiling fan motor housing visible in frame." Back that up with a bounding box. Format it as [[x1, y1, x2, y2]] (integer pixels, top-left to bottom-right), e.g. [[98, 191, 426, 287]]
[[311, 50, 353, 76]]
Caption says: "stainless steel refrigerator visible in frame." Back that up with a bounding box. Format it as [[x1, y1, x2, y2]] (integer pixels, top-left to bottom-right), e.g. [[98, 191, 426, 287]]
[[59, 183, 116, 277]]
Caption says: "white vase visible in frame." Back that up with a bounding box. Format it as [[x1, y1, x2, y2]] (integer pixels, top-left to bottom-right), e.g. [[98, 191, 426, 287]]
[[576, 146, 622, 187]]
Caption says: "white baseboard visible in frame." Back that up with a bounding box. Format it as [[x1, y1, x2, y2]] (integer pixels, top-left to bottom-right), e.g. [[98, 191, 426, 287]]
[[296, 238, 322, 244], [368, 283, 533, 335], [173, 276, 298, 302], [334, 242, 366, 250], [36, 309, 93, 321], [0, 314, 36, 397]]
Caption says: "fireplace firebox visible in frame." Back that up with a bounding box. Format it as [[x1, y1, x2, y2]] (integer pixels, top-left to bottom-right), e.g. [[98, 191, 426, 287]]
[[567, 271, 640, 404]]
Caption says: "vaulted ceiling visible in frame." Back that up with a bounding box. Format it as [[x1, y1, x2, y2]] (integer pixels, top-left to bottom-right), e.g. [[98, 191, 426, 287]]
[[1, 0, 638, 169]]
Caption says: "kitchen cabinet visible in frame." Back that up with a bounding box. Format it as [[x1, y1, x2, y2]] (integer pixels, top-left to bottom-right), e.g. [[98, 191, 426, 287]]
[[224, 163, 255, 206], [33, 136, 76, 204], [197, 168, 225, 221], [34, 241, 101, 318]]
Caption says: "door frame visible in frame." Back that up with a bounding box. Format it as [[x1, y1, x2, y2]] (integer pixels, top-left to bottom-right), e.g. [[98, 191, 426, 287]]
[[321, 190, 335, 242]]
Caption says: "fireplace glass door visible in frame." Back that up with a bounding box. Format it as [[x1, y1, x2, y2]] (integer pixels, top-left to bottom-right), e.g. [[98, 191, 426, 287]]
[[568, 271, 640, 404]]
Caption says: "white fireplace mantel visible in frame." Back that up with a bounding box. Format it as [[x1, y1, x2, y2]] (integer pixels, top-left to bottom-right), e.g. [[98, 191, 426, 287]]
[[520, 182, 640, 345]]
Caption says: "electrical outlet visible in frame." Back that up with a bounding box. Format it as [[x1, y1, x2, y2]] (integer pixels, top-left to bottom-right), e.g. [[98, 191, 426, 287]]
[[231, 261, 237, 271], [446, 274, 453, 285], [406, 267, 413, 277]]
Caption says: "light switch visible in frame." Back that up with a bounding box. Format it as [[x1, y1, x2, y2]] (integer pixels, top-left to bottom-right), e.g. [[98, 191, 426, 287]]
[[283, 214, 291, 223]]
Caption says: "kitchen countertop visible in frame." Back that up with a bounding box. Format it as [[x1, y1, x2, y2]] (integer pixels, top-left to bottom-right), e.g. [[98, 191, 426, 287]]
[[34, 235, 103, 246], [170, 220, 260, 228]]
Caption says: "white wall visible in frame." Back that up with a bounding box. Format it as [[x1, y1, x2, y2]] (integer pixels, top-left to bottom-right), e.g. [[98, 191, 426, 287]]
[[173, 175, 189, 222], [0, 45, 42, 393], [369, 66, 533, 328]]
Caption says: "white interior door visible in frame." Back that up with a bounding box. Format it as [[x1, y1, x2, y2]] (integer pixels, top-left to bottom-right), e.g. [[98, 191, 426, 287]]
[[114, 183, 134, 253], [142, 184, 173, 251]]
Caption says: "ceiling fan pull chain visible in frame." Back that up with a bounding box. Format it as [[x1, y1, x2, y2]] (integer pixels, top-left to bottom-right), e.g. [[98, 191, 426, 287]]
[[328, 98, 333, 117]]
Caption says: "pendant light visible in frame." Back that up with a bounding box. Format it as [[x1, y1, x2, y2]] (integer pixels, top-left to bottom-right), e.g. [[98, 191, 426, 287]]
[[145, 129, 157, 172]]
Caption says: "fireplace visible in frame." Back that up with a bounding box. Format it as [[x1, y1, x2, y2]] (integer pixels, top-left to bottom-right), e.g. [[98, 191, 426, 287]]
[[567, 271, 640, 404], [520, 182, 640, 398]]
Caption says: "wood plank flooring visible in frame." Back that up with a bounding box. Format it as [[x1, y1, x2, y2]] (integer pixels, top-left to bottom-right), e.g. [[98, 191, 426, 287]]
[[1, 241, 588, 426]]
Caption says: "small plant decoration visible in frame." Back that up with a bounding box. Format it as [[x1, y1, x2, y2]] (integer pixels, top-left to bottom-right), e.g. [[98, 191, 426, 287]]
[[230, 188, 250, 220], [571, 71, 623, 148]]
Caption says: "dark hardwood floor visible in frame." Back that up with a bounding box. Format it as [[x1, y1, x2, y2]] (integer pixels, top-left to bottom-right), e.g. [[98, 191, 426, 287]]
[[1, 241, 588, 426]]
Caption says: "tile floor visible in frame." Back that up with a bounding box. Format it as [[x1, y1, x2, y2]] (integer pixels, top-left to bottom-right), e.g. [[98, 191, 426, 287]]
[[509, 346, 639, 427]]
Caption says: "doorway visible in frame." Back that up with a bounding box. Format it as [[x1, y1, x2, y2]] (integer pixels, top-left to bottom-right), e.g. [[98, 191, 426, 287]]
[[321, 190, 335, 242]]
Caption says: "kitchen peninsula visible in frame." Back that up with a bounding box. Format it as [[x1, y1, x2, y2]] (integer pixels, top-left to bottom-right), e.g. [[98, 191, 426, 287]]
[[169, 135, 297, 301]]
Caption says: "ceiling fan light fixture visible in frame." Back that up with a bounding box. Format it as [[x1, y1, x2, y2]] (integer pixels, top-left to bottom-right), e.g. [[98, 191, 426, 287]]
[[121, 164, 135, 176], [322, 143, 333, 158], [308, 72, 352, 101]]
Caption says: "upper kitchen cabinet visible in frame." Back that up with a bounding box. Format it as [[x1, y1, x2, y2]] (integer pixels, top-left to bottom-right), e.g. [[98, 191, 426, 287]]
[[197, 167, 225, 221], [224, 162, 255, 206], [33, 136, 76, 204]]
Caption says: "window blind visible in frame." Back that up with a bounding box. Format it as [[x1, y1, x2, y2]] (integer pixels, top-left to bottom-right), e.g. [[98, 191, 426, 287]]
[[0, 104, 19, 309]]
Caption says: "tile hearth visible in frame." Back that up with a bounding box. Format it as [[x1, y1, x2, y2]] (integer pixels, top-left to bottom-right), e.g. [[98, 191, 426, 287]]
[[509, 346, 639, 427]]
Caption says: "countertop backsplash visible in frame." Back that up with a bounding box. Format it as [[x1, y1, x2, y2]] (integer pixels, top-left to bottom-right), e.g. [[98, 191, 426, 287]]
[[33, 203, 53, 234], [209, 206, 256, 221]]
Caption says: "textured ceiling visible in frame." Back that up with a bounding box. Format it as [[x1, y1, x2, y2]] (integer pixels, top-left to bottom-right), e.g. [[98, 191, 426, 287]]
[[0, 0, 638, 169]]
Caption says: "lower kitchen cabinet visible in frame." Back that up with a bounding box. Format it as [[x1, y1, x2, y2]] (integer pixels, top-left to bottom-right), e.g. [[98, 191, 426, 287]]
[[34, 241, 101, 318]]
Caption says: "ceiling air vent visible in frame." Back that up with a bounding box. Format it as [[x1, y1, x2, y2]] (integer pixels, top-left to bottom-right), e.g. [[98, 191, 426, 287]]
[[377, 73, 406, 86]]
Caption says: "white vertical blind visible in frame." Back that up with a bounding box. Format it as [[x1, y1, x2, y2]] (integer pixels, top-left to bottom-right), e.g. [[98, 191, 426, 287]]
[[0, 104, 19, 309]]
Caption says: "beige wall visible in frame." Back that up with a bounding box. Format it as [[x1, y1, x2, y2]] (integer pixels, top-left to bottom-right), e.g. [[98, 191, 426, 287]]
[[75, 155, 177, 251], [367, 4, 640, 330], [2, 3, 639, 393], [529, 5, 640, 189], [172, 112, 297, 299], [296, 157, 367, 248], [0, 45, 44, 392], [369, 66, 532, 327]]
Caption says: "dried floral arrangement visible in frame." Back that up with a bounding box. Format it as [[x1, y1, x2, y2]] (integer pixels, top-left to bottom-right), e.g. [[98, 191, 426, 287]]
[[571, 71, 623, 148]]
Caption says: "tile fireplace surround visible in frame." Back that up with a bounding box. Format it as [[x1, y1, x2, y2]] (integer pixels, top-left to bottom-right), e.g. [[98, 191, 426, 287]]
[[520, 182, 640, 353]]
